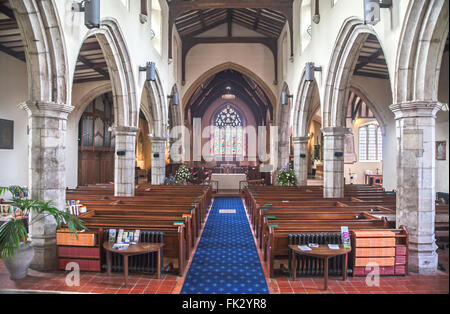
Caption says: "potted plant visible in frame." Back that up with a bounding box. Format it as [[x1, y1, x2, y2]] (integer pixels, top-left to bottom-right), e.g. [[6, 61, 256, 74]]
[[0, 186, 85, 280]]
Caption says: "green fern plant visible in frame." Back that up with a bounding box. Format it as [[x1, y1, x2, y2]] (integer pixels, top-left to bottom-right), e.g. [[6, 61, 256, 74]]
[[0, 186, 86, 260]]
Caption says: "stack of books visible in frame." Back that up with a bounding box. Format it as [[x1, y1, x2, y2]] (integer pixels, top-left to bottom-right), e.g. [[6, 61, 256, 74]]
[[0, 204, 23, 218], [65, 200, 87, 216]]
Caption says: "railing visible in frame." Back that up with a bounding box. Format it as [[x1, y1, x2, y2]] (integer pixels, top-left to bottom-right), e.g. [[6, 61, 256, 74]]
[[239, 179, 265, 193]]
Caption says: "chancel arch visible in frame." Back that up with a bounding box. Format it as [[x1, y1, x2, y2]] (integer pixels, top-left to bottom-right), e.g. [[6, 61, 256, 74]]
[[181, 64, 274, 180]]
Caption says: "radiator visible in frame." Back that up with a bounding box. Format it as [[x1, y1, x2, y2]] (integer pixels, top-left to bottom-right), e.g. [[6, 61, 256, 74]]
[[288, 233, 344, 276], [102, 230, 164, 274]]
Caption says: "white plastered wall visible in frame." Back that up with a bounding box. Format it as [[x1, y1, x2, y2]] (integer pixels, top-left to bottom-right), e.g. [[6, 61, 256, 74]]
[[0, 52, 28, 188]]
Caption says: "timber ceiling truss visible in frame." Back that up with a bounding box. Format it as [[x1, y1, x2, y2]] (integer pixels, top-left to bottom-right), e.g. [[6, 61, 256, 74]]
[[353, 34, 390, 80], [186, 69, 273, 126], [168, 0, 294, 85], [0, 0, 108, 84]]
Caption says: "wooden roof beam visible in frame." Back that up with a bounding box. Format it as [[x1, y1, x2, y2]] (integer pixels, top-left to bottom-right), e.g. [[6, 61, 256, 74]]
[[77, 55, 109, 80], [0, 41, 24, 61], [0, 3, 15, 20], [169, 0, 294, 59]]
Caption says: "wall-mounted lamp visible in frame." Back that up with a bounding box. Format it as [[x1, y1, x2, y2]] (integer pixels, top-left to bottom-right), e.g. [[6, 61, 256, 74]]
[[139, 62, 156, 82], [312, 0, 320, 24], [168, 91, 179, 106], [281, 91, 293, 105], [363, 0, 392, 26], [300, 154, 307, 159], [72, 0, 100, 29], [305, 62, 322, 82]]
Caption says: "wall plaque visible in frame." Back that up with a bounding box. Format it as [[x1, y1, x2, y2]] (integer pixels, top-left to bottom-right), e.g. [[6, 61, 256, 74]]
[[0, 119, 14, 150]]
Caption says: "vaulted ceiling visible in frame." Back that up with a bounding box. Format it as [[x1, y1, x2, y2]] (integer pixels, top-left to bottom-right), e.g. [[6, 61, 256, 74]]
[[185, 69, 273, 126]]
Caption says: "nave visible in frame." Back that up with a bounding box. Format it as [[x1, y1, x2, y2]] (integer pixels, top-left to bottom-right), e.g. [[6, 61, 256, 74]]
[[181, 198, 268, 294]]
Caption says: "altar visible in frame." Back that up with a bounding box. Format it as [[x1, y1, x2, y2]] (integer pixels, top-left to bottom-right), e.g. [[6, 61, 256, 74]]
[[211, 174, 247, 191]]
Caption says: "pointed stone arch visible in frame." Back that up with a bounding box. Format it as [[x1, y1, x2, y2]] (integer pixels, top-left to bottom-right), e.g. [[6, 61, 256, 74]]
[[10, 0, 69, 104], [292, 68, 321, 185], [9, 0, 71, 271], [293, 69, 320, 139], [394, 0, 449, 104], [139, 67, 168, 185], [182, 62, 276, 115], [80, 18, 138, 129], [323, 18, 380, 129], [390, 0, 448, 274]]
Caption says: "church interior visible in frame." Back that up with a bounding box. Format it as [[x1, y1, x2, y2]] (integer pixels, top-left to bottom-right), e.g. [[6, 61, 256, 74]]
[[0, 0, 448, 296]]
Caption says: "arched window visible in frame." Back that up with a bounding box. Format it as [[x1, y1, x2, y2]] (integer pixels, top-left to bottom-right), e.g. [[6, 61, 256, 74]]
[[120, 0, 130, 11], [213, 105, 243, 156], [301, 0, 312, 53], [151, 0, 162, 55], [359, 124, 382, 161]]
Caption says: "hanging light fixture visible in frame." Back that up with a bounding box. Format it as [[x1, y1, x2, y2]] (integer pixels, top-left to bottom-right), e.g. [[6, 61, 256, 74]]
[[222, 86, 236, 100]]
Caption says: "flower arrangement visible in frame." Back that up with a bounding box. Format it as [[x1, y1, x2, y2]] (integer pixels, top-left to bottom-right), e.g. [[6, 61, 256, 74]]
[[276, 166, 297, 186], [163, 174, 178, 186], [174, 165, 192, 184]]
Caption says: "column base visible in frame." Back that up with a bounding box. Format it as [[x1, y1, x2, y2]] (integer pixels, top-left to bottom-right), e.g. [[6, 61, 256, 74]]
[[29, 236, 57, 272], [408, 250, 438, 274]]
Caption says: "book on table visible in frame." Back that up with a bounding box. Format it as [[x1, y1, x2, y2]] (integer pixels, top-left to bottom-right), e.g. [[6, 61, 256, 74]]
[[108, 229, 116, 243]]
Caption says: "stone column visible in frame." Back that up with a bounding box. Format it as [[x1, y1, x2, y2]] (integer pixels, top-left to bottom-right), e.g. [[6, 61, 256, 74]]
[[277, 140, 289, 170], [22, 101, 73, 271], [293, 136, 310, 186], [151, 137, 166, 185], [390, 101, 442, 274], [322, 127, 346, 198], [114, 126, 138, 197]]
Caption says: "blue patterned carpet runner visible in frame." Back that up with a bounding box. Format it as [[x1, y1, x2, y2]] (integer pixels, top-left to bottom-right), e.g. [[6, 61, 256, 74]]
[[181, 197, 269, 294]]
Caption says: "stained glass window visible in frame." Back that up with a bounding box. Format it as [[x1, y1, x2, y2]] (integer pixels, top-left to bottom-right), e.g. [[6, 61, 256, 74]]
[[214, 105, 243, 156]]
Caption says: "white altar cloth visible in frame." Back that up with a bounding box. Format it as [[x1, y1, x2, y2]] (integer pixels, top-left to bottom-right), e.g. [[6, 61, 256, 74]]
[[211, 174, 247, 190]]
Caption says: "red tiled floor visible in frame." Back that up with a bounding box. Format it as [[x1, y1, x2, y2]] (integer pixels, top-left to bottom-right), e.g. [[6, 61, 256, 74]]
[[0, 199, 448, 295]]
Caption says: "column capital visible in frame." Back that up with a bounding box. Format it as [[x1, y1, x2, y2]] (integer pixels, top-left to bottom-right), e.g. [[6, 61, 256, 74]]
[[321, 126, 349, 137], [20, 101, 74, 119], [293, 136, 310, 143], [150, 135, 167, 143], [113, 126, 139, 136], [389, 101, 443, 120]]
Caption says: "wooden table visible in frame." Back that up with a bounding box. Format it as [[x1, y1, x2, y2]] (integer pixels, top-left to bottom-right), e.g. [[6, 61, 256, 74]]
[[289, 244, 351, 290], [103, 242, 164, 287]]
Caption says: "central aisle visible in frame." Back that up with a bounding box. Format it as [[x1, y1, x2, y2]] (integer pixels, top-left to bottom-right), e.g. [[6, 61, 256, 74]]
[[181, 197, 269, 294]]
